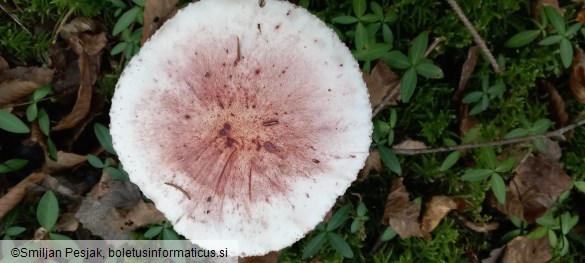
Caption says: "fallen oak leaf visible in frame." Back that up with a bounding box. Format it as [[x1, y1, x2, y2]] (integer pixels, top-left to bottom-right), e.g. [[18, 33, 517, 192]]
[[42, 151, 87, 174], [0, 172, 47, 218], [452, 45, 479, 102], [358, 150, 382, 180], [0, 67, 54, 106], [141, 0, 179, 45], [501, 236, 551, 263], [382, 177, 423, 238], [420, 196, 458, 239], [363, 61, 400, 112], [570, 47, 585, 103], [540, 80, 568, 128]]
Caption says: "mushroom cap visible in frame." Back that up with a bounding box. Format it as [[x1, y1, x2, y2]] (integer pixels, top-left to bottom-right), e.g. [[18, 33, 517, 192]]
[[110, 0, 372, 256]]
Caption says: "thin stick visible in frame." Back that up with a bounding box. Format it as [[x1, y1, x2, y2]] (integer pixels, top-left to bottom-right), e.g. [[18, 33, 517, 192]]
[[445, 0, 502, 74], [393, 118, 585, 155]]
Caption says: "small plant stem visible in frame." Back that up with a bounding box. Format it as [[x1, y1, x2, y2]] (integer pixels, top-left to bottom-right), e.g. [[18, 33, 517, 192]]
[[445, 0, 502, 74], [52, 8, 75, 44], [393, 118, 585, 155], [424, 36, 445, 58]]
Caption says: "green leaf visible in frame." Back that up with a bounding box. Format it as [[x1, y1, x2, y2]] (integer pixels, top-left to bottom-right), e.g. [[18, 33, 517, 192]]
[[350, 219, 361, 233], [94, 123, 116, 155], [327, 205, 351, 231], [361, 14, 379, 23], [527, 226, 548, 239], [461, 169, 494, 181], [504, 128, 529, 139], [560, 212, 572, 235], [415, 61, 443, 79], [469, 102, 484, 116], [384, 10, 397, 23], [560, 236, 569, 256], [574, 181, 585, 193], [0, 109, 30, 133], [302, 232, 326, 259], [355, 23, 367, 50], [462, 91, 484, 104], [5, 226, 25, 236], [0, 159, 28, 173], [440, 151, 460, 171], [105, 167, 128, 180], [382, 24, 393, 43], [352, 0, 366, 18], [543, 6, 565, 35], [87, 154, 104, 168], [530, 118, 552, 134], [390, 109, 397, 128], [566, 23, 582, 37], [357, 202, 366, 217], [353, 43, 391, 61], [378, 145, 401, 175], [111, 0, 127, 9], [111, 42, 127, 55], [495, 157, 516, 173], [408, 31, 428, 64], [381, 226, 397, 241], [537, 212, 558, 229], [47, 138, 58, 161], [548, 229, 558, 247], [131, 0, 145, 7], [385, 51, 411, 69], [327, 232, 354, 258], [559, 38, 573, 68], [372, 119, 391, 143], [26, 103, 38, 122], [113, 6, 141, 36], [491, 173, 506, 204], [162, 228, 180, 240], [538, 35, 563, 45], [37, 190, 59, 230], [332, 16, 358, 24], [32, 85, 52, 101], [401, 68, 417, 103], [49, 233, 71, 240], [505, 30, 540, 48], [370, 2, 383, 18], [479, 147, 497, 169], [38, 108, 50, 136]]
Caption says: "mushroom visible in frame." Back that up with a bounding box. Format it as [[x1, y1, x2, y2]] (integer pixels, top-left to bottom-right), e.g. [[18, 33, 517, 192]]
[[110, 0, 372, 257]]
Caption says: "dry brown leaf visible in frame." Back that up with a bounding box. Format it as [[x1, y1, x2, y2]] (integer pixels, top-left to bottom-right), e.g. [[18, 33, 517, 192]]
[[358, 150, 382, 180], [533, 0, 562, 21], [501, 236, 551, 263], [541, 80, 568, 128], [382, 177, 423, 238], [43, 151, 87, 174], [453, 46, 479, 102], [79, 32, 108, 56], [571, 47, 585, 103], [459, 104, 478, 139], [0, 172, 47, 218], [0, 67, 54, 106], [59, 17, 99, 41], [54, 212, 79, 232], [363, 61, 400, 111], [577, 9, 585, 26], [481, 245, 505, 263], [420, 196, 457, 239], [75, 173, 165, 239], [455, 213, 500, 233], [53, 49, 92, 130], [141, 0, 179, 45], [494, 155, 572, 223], [0, 56, 8, 71], [240, 251, 280, 263], [393, 140, 428, 150]]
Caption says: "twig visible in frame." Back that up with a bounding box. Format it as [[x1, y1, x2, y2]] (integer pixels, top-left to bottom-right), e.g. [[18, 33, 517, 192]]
[[424, 36, 445, 58], [51, 8, 75, 44], [445, 0, 503, 74], [393, 118, 585, 155]]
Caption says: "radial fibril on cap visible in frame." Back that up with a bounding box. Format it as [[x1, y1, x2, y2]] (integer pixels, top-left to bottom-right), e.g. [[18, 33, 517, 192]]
[[110, 0, 372, 256]]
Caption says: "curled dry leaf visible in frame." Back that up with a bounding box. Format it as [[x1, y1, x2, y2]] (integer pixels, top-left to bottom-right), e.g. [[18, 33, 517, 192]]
[[358, 150, 382, 180], [494, 155, 572, 223], [453, 45, 479, 102], [75, 172, 165, 239], [393, 140, 428, 150], [0, 56, 8, 71], [420, 196, 458, 239], [53, 50, 92, 130], [455, 213, 499, 233], [0, 67, 54, 106], [54, 212, 80, 232], [570, 47, 585, 103], [382, 177, 423, 238], [141, 0, 179, 45], [363, 61, 400, 112], [42, 151, 87, 174], [0, 172, 47, 218], [577, 9, 585, 26], [240, 251, 281, 263], [482, 236, 551, 263], [540, 80, 568, 128], [59, 17, 99, 42]]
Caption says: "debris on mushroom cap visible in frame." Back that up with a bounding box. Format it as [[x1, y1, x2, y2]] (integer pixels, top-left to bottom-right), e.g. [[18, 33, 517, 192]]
[[110, 0, 372, 257]]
